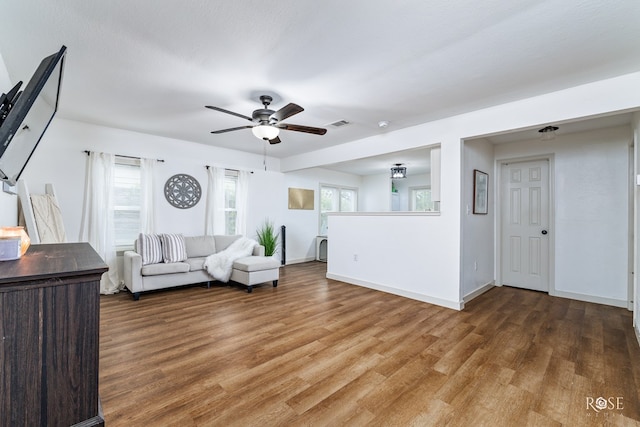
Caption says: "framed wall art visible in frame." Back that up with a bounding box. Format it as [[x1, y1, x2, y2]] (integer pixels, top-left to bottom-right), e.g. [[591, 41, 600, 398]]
[[473, 169, 488, 214], [288, 188, 314, 210]]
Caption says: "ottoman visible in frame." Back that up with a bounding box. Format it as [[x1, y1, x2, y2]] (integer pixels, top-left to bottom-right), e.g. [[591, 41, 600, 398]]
[[230, 256, 280, 293]]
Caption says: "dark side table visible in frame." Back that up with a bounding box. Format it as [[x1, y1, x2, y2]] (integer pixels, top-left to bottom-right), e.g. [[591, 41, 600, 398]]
[[0, 243, 108, 426]]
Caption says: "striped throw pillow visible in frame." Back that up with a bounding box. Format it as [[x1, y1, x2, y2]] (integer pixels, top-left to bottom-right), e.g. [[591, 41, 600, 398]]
[[161, 233, 187, 263], [139, 233, 163, 265]]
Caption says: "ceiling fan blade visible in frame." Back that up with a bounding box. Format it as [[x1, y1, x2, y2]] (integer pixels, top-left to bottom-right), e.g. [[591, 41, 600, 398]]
[[205, 105, 253, 122], [269, 136, 281, 145], [270, 103, 304, 122], [278, 123, 327, 135], [210, 125, 253, 134]]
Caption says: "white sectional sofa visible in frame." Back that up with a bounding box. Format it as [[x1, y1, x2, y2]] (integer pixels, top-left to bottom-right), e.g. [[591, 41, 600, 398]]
[[123, 234, 280, 300]]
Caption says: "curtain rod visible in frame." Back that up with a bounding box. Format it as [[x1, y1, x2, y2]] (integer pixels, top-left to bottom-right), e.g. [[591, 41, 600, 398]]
[[83, 150, 165, 162], [206, 165, 253, 174]]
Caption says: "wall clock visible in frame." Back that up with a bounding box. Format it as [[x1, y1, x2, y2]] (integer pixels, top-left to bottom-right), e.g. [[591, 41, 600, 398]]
[[164, 174, 202, 209]]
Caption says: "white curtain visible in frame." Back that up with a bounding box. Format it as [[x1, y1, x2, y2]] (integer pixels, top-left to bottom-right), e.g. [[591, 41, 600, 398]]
[[235, 170, 250, 235], [79, 151, 119, 294], [140, 158, 157, 234], [205, 166, 226, 235]]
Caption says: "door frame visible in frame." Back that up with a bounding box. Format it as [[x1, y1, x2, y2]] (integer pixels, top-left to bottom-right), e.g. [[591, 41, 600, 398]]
[[495, 154, 556, 295]]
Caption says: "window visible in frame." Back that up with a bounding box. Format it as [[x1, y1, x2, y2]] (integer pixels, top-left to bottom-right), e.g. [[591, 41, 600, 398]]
[[113, 157, 141, 248], [224, 170, 238, 235], [319, 184, 357, 235], [410, 186, 435, 212]]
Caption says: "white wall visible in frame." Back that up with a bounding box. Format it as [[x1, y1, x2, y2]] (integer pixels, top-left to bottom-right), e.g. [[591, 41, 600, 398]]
[[361, 173, 390, 212], [462, 139, 495, 299], [16, 118, 284, 243], [282, 167, 361, 263], [494, 125, 631, 306], [632, 112, 640, 336], [285, 72, 640, 311], [0, 50, 9, 93], [327, 213, 460, 309], [323, 135, 464, 310], [0, 50, 18, 227]]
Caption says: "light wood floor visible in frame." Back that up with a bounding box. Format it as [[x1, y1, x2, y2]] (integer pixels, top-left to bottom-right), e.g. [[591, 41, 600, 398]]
[[99, 262, 640, 426]]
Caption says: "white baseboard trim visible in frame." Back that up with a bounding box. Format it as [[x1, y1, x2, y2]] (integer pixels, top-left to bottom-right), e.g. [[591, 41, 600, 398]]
[[463, 281, 495, 304], [550, 289, 628, 308], [326, 273, 463, 311], [635, 325, 640, 348], [285, 257, 316, 265]]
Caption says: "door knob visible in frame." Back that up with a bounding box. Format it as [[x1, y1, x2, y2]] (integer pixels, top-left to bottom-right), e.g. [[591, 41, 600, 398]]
[[541, 230, 548, 235]]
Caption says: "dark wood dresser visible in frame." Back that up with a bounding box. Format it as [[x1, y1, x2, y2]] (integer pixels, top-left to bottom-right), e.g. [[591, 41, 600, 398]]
[[0, 243, 108, 427]]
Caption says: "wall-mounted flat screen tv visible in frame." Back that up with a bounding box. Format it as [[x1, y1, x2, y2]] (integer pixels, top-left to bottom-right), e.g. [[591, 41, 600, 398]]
[[0, 45, 66, 186]]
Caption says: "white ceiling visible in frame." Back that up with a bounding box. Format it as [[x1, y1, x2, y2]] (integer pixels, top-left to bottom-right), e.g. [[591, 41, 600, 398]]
[[323, 147, 432, 176], [480, 112, 636, 145], [1, 1, 639, 172]]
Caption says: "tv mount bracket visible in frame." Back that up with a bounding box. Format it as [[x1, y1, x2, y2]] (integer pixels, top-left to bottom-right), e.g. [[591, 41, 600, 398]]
[[0, 81, 23, 127]]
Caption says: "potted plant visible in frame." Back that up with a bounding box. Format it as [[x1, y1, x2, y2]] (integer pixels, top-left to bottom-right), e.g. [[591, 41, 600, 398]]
[[256, 219, 279, 257]]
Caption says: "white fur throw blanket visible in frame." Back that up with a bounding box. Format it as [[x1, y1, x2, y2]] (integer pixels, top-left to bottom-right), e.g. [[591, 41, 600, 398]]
[[204, 237, 257, 282]]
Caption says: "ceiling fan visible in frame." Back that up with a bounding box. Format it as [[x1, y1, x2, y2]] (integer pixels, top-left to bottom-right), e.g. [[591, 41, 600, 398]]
[[206, 95, 327, 144]]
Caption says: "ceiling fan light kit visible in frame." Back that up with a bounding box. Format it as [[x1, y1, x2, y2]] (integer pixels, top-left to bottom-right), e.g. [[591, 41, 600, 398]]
[[252, 125, 279, 140], [206, 94, 327, 145]]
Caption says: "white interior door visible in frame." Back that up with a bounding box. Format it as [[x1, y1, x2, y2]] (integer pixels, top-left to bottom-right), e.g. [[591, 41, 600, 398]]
[[500, 159, 550, 292]]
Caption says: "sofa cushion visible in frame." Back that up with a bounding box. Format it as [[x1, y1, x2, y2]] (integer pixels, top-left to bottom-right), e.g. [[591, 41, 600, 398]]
[[185, 257, 206, 272], [141, 262, 190, 276], [138, 233, 163, 265], [184, 235, 216, 258], [214, 235, 241, 252], [161, 233, 187, 263], [233, 256, 280, 272]]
